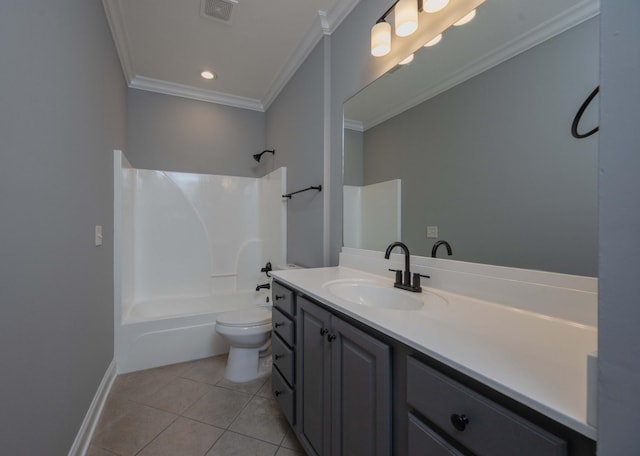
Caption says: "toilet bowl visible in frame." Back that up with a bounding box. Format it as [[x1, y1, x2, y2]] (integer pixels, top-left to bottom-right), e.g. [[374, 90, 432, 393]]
[[216, 308, 273, 383]]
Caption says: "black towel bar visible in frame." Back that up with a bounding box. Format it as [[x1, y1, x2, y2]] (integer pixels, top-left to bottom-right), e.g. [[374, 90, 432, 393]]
[[283, 185, 322, 199]]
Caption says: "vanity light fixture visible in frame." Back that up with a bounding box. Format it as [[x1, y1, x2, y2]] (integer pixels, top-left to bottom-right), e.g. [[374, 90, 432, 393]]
[[371, 21, 392, 57], [370, 0, 482, 58], [453, 8, 476, 25], [399, 54, 415, 65], [423, 33, 442, 47], [201, 70, 216, 80], [395, 0, 419, 37], [422, 0, 449, 13]]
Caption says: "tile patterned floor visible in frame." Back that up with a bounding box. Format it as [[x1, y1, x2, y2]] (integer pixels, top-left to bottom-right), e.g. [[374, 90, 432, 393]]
[[88, 355, 305, 456]]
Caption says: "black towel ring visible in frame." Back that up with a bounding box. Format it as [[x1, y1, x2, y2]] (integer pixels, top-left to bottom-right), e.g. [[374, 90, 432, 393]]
[[571, 86, 599, 139]]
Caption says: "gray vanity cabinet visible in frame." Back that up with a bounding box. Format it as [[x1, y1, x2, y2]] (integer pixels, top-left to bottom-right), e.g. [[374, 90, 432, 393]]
[[407, 356, 568, 456], [271, 282, 296, 426], [297, 295, 392, 456], [274, 279, 595, 456]]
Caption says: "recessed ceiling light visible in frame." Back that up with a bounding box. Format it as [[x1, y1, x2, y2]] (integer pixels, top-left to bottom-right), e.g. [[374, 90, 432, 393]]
[[201, 70, 216, 80]]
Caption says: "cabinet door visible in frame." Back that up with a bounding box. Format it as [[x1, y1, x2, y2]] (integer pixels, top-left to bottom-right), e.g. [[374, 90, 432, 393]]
[[330, 316, 392, 456], [297, 296, 332, 456]]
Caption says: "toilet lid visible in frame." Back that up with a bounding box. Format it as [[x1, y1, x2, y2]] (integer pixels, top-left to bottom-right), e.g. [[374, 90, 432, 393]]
[[217, 308, 272, 327]]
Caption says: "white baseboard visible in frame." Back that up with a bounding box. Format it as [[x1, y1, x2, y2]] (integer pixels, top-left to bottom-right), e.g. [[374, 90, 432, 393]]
[[68, 359, 117, 456]]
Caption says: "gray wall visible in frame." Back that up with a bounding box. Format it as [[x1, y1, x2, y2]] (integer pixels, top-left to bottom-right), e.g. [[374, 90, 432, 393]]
[[0, 0, 126, 454], [266, 40, 327, 268], [358, 19, 598, 276], [127, 88, 266, 177], [343, 128, 364, 186], [597, 0, 640, 453]]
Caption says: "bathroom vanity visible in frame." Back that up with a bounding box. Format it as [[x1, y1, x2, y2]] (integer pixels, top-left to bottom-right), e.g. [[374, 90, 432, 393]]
[[270, 251, 597, 456]]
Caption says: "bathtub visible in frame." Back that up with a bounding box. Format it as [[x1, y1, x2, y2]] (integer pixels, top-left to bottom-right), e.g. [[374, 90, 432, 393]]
[[116, 291, 270, 374]]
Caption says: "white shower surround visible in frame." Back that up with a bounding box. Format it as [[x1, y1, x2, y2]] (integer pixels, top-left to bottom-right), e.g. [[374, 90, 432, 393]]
[[113, 151, 286, 373]]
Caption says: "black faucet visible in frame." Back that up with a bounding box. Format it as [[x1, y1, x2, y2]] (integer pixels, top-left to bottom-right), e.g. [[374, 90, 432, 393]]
[[256, 283, 271, 291], [384, 241, 429, 293], [431, 240, 453, 258]]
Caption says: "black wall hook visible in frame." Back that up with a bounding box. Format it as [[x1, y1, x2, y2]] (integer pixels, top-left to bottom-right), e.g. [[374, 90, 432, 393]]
[[571, 86, 599, 139]]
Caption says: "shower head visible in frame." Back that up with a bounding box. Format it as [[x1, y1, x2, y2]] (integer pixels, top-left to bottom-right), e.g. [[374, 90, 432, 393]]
[[253, 149, 275, 162]]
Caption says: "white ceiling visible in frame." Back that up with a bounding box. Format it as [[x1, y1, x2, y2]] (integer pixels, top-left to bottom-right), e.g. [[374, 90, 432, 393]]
[[103, 0, 360, 111]]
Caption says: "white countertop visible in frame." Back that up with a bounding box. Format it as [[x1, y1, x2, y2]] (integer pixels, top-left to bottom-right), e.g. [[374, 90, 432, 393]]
[[271, 266, 597, 439]]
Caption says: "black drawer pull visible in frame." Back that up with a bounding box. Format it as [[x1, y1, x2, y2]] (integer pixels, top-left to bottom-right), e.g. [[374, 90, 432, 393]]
[[275, 294, 286, 300], [450, 414, 469, 431], [274, 354, 284, 360], [327, 334, 336, 342], [320, 328, 328, 336], [274, 390, 283, 397], [274, 322, 283, 328]]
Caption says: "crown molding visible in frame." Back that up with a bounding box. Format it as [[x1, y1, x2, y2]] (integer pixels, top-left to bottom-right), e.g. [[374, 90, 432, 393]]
[[102, 0, 135, 83], [344, 118, 364, 132], [320, 0, 362, 35], [363, 0, 600, 130], [104, 0, 360, 111], [130, 76, 265, 111], [261, 0, 361, 110]]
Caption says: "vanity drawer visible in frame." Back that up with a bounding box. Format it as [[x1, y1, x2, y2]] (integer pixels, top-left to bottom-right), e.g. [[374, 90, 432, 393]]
[[273, 282, 295, 317], [272, 307, 294, 347], [273, 332, 295, 386], [273, 366, 295, 425], [408, 413, 464, 456], [407, 356, 567, 456]]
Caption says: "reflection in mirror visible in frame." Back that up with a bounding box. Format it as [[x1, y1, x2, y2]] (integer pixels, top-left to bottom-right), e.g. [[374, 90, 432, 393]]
[[343, 1, 599, 276]]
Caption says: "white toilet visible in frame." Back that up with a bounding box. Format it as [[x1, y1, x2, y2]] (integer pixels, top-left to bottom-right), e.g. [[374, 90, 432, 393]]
[[215, 307, 273, 383]]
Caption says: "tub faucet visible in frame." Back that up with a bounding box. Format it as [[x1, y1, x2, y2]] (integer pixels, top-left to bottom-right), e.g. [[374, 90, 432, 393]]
[[256, 283, 271, 291], [384, 241, 429, 293], [431, 240, 453, 258]]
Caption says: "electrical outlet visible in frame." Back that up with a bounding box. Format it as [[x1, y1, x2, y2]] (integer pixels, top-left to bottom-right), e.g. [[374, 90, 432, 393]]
[[426, 226, 438, 239]]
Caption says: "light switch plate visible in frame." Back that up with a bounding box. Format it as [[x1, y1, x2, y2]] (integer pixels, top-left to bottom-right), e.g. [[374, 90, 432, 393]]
[[426, 226, 438, 239], [95, 225, 103, 246]]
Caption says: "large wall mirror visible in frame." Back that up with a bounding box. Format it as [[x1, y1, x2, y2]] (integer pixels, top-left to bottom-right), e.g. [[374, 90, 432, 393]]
[[343, 0, 599, 277]]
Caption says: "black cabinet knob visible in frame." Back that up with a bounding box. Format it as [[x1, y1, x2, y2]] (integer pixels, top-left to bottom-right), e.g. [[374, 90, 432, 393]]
[[320, 328, 328, 336], [327, 334, 336, 342], [275, 294, 285, 300], [450, 414, 469, 431], [274, 390, 283, 397], [274, 354, 283, 360], [274, 322, 283, 328]]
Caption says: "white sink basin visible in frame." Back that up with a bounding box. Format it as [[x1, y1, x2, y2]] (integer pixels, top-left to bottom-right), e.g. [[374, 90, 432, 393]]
[[323, 279, 445, 311]]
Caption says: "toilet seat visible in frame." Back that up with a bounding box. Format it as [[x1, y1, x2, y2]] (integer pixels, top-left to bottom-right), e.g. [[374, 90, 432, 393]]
[[217, 308, 271, 327]]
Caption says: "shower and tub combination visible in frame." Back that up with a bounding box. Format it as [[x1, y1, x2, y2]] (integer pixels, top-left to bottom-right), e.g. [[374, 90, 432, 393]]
[[113, 151, 286, 374]]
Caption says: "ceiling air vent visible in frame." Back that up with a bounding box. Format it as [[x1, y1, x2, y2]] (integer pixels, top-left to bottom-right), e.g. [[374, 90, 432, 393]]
[[201, 0, 238, 24]]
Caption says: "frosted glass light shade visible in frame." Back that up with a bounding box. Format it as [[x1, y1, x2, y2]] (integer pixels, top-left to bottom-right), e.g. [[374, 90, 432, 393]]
[[423, 33, 442, 47], [453, 9, 476, 26], [371, 22, 391, 56], [422, 0, 449, 13], [399, 54, 414, 65], [395, 0, 418, 37]]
